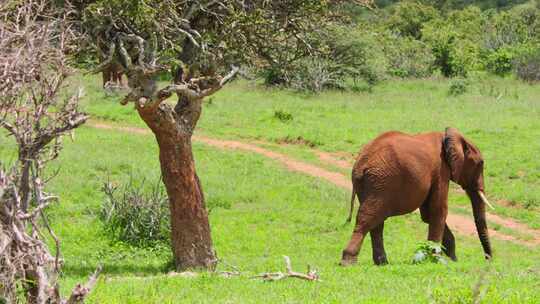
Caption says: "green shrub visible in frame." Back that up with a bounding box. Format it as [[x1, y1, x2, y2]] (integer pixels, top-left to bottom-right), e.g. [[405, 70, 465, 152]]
[[482, 6, 540, 76], [485, 47, 517, 75], [383, 35, 435, 78], [285, 57, 345, 92], [277, 26, 387, 92], [100, 176, 170, 246], [274, 110, 294, 122], [386, 0, 439, 39], [514, 48, 540, 82], [422, 7, 485, 77], [448, 78, 470, 95]]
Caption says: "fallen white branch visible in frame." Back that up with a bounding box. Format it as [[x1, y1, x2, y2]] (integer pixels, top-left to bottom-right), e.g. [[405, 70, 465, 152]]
[[252, 256, 320, 282]]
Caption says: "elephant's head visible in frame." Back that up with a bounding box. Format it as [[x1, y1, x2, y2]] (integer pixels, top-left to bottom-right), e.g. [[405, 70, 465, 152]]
[[443, 127, 492, 259]]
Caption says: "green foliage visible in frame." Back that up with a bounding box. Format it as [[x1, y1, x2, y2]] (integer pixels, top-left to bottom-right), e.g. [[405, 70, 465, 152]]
[[284, 57, 346, 92], [514, 47, 540, 82], [383, 34, 435, 78], [448, 77, 470, 95], [100, 175, 169, 247], [484, 47, 517, 75], [270, 25, 386, 91], [386, 0, 439, 39], [412, 241, 448, 264], [422, 7, 485, 77], [79, 0, 360, 86]]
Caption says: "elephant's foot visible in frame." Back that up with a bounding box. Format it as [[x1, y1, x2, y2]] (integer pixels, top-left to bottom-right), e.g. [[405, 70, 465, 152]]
[[447, 254, 457, 262], [339, 258, 357, 267], [373, 255, 388, 266], [340, 251, 358, 266], [443, 249, 457, 261]]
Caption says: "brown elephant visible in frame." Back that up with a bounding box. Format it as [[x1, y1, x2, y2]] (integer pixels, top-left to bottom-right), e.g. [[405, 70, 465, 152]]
[[102, 63, 127, 88], [340, 127, 493, 266]]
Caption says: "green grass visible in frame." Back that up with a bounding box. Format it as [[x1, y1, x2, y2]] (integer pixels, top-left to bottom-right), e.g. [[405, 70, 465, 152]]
[[2, 126, 539, 303], [3, 73, 538, 302], [76, 73, 540, 228]]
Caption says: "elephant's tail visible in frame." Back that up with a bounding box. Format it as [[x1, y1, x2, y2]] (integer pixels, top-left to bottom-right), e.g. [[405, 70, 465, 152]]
[[346, 178, 359, 223]]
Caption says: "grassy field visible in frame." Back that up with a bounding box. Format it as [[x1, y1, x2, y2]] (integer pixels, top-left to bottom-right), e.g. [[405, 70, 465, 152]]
[[2, 74, 539, 302], [76, 73, 540, 227], [2, 126, 539, 303]]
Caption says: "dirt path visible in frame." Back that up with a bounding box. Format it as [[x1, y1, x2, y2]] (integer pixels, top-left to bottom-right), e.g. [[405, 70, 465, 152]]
[[88, 121, 540, 246]]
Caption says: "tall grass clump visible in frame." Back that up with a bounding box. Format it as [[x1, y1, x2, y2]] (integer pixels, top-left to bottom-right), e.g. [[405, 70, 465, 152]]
[[100, 175, 169, 246]]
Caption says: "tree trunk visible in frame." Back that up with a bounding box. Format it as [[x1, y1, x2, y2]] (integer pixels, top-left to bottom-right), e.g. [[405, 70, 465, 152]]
[[137, 101, 216, 271]]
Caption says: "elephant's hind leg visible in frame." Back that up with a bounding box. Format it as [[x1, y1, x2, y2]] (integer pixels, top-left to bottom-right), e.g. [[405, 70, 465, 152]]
[[370, 222, 388, 265], [442, 224, 457, 261], [340, 198, 385, 266]]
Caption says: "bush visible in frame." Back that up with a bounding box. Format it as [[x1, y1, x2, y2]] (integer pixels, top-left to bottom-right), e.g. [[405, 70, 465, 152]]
[[274, 109, 294, 122], [261, 25, 387, 92], [422, 7, 485, 77], [284, 57, 345, 92], [448, 78, 469, 95], [383, 35, 435, 78], [100, 175, 169, 246], [514, 48, 540, 82], [386, 0, 439, 39], [485, 47, 516, 75]]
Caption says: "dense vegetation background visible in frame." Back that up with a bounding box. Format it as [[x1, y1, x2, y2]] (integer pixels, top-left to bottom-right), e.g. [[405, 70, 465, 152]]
[[237, 0, 540, 92]]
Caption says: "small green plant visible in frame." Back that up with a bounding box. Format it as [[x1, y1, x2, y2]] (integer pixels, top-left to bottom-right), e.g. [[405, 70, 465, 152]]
[[274, 110, 294, 122], [100, 175, 170, 247], [448, 78, 469, 96], [412, 241, 448, 265]]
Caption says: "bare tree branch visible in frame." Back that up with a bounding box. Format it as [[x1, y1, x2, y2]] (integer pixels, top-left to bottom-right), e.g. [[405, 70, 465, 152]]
[[0, 1, 97, 302], [253, 256, 320, 282]]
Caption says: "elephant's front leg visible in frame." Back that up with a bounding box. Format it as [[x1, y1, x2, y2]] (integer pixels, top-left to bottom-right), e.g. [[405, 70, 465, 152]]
[[420, 203, 457, 261], [370, 222, 388, 265], [426, 182, 450, 244], [442, 224, 457, 261]]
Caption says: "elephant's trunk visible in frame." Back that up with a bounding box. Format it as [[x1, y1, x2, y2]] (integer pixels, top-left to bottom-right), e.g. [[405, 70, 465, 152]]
[[466, 189, 492, 259]]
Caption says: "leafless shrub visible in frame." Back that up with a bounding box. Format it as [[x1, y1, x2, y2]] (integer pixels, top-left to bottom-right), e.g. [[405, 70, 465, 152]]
[[515, 49, 540, 83], [0, 1, 98, 303]]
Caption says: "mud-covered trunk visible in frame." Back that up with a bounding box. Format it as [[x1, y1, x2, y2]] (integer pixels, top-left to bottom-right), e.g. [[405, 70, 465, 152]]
[[466, 189, 492, 259], [137, 103, 216, 271]]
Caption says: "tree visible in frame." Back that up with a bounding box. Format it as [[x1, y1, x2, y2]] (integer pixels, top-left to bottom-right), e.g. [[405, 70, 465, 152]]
[[0, 1, 99, 303], [79, 0, 371, 271]]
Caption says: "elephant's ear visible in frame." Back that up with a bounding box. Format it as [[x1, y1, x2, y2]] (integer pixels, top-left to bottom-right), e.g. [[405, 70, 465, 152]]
[[443, 127, 465, 183]]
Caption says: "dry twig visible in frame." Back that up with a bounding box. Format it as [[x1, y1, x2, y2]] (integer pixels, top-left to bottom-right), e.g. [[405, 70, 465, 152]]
[[0, 1, 97, 303], [253, 256, 320, 282]]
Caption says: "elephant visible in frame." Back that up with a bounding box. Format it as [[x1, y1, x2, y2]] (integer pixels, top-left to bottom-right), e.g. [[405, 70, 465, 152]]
[[340, 127, 493, 266]]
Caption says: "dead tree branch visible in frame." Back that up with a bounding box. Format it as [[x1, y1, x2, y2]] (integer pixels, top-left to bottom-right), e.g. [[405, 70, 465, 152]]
[[0, 1, 97, 303], [65, 266, 103, 304], [253, 256, 320, 282]]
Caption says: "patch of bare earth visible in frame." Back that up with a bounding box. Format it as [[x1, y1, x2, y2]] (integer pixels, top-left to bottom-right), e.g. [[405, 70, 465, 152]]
[[316, 151, 354, 170], [88, 121, 540, 246]]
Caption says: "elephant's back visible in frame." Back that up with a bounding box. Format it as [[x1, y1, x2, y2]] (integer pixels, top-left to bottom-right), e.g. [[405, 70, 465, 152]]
[[354, 132, 438, 215]]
